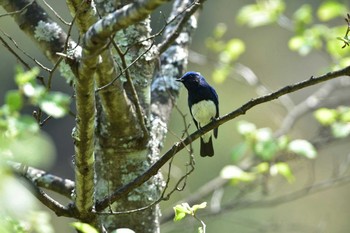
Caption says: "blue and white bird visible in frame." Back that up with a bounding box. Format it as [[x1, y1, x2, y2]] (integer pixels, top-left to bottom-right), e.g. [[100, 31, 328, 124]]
[[176, 71, 219, 157]]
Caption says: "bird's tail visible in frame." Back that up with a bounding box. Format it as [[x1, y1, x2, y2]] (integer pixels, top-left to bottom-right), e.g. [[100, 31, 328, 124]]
[[200, 137, 214, 157]]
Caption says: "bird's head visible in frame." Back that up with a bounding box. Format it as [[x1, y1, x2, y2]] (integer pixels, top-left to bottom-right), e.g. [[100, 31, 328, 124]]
[[176, 71, 204, 89]]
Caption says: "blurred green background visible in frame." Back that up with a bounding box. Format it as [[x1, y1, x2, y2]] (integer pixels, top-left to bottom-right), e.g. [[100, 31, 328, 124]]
[[1, 0, 350, 232]]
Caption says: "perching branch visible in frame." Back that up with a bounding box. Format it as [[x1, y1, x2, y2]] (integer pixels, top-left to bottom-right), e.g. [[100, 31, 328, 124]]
[[96, 65, 350, 211]]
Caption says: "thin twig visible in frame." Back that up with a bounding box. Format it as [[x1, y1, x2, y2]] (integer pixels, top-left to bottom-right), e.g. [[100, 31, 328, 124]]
[[0, 29, 51, 72], [157, 0, 206, 54], [112, 42, 149, 139], [95, 42, 155, 92], [40, 0, 71, 25], [0, 35, 31, 69], [0, 0, 34, 18]]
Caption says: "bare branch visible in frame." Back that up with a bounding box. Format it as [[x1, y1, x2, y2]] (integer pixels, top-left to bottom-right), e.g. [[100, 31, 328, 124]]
[[9, 162, 74, 198], [0, 35, 30, 69], [96, 65, 350, 211], [41, 0, 71, 25], [24, 178, 72, 217], [0, 0, 74, 63], [0, 0, 34, 18], [10, 162, 73, 217], [66, 0, 98, 33], [83, 0, 170, 55], [0, 29, 51, 71], [157, 0, 206, 54]]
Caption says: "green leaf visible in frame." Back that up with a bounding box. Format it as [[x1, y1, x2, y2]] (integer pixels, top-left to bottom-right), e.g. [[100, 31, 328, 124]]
[[221, 39, 245, 63], [5, 90, 23, 112], [340, 108, 350, 122], [255, 162, 269, 173], [288, 139, 317, 159], [314, 108, 338, 125], [39, 92, 70, 118], [231, 142, 248, 162], [253, 128, 278, 160], [15, 66, 39, 86], [212, 66, 230, 84], [272, 162, 295, 183], [71, 222, 98, 233], [237, 121, 256, 136], [237, 0, 285, 27], [317, 1, 347, 22], [293, 4, 313, 33], [15, 115, 40, 133], [192, 202, 207, 213], [9, 131, 55, 168], [113, 228, 136, 233], [277, 136, 289, 150], [173, 203, 192, 221], [331, 122, 350, 138], [220, 165, 255, 182], [213, 23, 227, 39], [326, 26, 350, 59], [254, 139, 279, 161], [198, 226, 204, 233]]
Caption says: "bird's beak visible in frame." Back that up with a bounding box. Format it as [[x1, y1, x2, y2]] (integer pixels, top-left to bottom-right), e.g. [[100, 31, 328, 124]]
[[175, 78, 182, 82]]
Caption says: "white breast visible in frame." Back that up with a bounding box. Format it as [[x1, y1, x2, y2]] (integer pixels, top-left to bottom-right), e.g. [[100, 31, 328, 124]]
[[191, 100, 216, 142]]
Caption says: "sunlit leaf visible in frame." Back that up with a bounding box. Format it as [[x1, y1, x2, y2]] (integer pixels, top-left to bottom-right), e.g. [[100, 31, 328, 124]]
[[14, 115, 39, 134], [29, 211, 54, 233], [271, 162, 295, 183], [288, 139, 317, 159], [220, 165, 255, 182], [255, 128, 273, 141], [255, 162, 269, 173], [113, 228, 136, 233], [9, 132, 55, 168], [212, 67, 230, 84], [198, 226, 204, 233], [326, 26, 350, 59], [5, 91, 23, 113], [277, 136, 289, 150], [314, 108, 338, 125], [192, 202, 207, 213], [39, 92, 70, 118], [231, 142, 248, 162], [317, 1, 347, 22], [213, 23, 227, 39], [331, 122, 350, 138], [293, 4, 313, 33], [222, 39, 245, 62], [340, 107, 350, 122], [173, 203, 191, 221], [15, 67, 39, 86], [71, 222, 98, 233], [237, 0, 285, 27], [237, 121, 256, 136], [254, 139, 278, 161]]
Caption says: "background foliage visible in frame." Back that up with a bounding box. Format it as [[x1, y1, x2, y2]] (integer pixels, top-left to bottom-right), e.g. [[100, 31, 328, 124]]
[[1, 0, 350, 232]]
